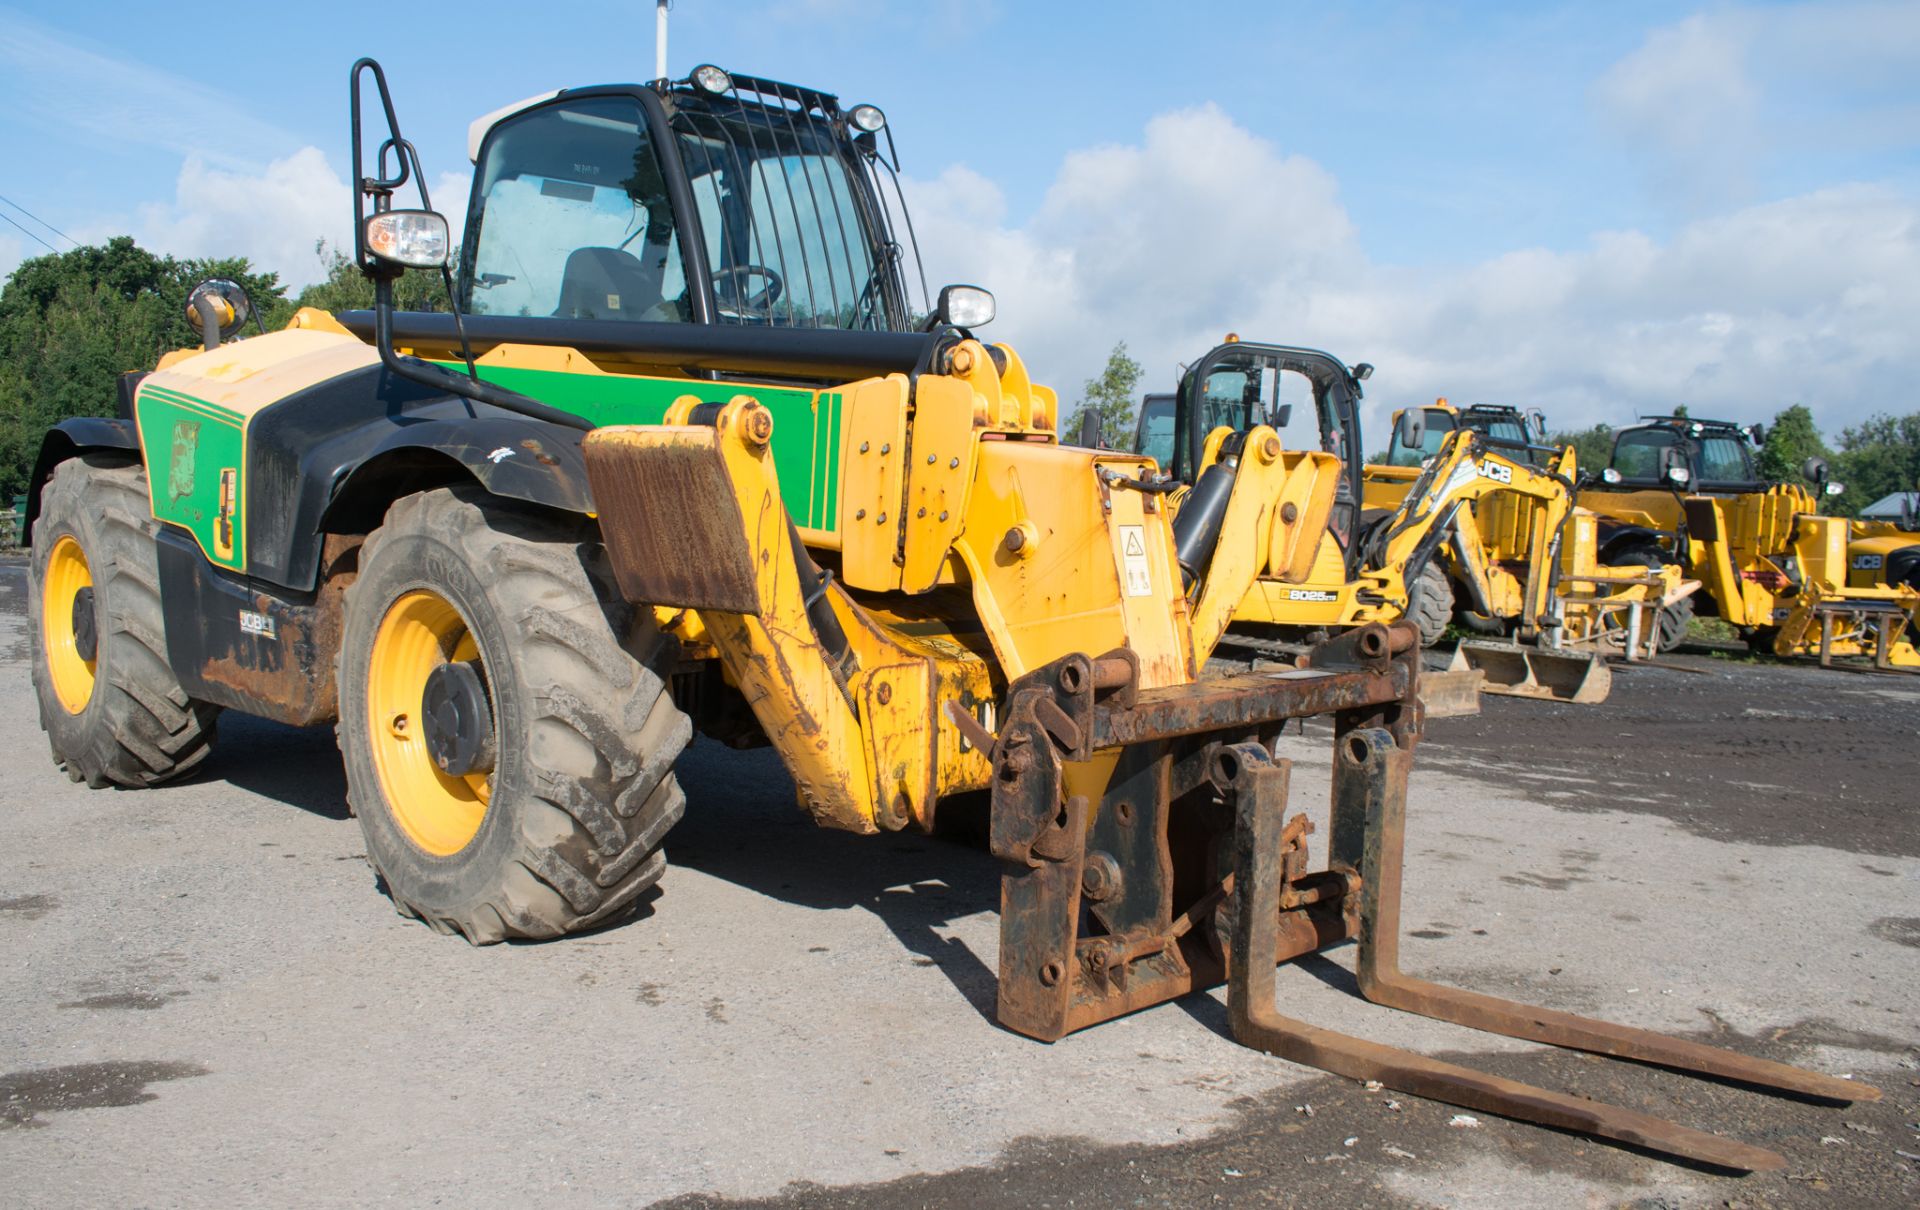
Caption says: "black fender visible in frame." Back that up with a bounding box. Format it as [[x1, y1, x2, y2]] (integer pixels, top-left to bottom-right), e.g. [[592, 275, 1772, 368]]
[[24, 416, 142, 545], [1596, 523, 1673, 565], [317, 415, 595, 538]]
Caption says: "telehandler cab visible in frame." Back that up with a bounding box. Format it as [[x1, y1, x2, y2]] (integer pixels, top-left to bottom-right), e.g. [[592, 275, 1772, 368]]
[[1581, 416, 1919, 669], [24, 60, 1872, 1168]]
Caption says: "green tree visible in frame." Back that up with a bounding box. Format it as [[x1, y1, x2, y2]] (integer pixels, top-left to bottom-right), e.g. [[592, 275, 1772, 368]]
[[286, 240, 452, 316], [1070, 341, 1143, 448], [0, 237, 287, 499], [1832, 412, 1920, 517], [1754, 404, 1830, 489], [1546, 423, 1614, 474]]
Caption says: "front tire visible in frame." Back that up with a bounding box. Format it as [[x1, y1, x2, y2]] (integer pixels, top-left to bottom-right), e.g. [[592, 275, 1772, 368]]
[[1405, 559, 1454, 648], [336, 487, 692, 943], [29, 457, 219, 787]]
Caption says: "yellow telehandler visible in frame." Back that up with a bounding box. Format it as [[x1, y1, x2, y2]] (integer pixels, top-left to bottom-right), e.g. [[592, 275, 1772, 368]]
[[1580, 416, 1919, 669], [21, 60, 1870, 1169]]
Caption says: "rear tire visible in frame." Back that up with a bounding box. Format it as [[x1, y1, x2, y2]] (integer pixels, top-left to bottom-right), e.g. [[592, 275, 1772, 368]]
[[1405, 560, 1453, 648], [29, 456, 219, 787], [336, 487, 692, 944], [1614, 545, 1692, 653]]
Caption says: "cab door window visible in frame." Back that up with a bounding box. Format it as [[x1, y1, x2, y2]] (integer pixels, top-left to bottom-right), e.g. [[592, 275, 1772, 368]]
[[465, 97, 689, 322]]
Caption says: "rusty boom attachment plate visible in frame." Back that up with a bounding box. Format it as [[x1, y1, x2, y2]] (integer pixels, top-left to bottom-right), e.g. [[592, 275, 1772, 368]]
[[984, 623, 1878, 1172]]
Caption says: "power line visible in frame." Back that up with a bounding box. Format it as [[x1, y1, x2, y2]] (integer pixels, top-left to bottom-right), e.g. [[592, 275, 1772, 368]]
[[0, 208, 59, 254], [0, 192, 77, 248]]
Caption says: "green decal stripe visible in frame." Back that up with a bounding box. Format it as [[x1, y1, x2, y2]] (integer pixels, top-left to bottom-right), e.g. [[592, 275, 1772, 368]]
[[823, 392, 842, 524], [434, 362, 842, 534], [141, 385, 246, 427], [134, 386, 248, 572]]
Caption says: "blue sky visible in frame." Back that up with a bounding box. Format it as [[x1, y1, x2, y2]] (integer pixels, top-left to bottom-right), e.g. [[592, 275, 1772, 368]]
[[2, 1, 1917, 436]]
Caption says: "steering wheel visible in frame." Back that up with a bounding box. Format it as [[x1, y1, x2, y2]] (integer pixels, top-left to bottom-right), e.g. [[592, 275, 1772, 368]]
[[711, 265, 785, 315]]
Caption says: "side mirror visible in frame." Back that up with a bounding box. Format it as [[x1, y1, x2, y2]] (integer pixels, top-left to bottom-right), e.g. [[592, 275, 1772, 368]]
[[185, 279, 253, 351], [1271, 402, 1293, 429], [363, 209, 451, 270], [1801, 455, 1829, 485], [1395, 408, 1426, 452], [1601, 467, 1623, 485], [1075, 408, 1102, 449], [1748, 423, 1766, 445], [932, 283, 995, 330]]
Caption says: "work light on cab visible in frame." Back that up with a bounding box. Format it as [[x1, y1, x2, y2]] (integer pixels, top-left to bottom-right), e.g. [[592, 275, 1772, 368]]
[[363, 210, 450, 269]]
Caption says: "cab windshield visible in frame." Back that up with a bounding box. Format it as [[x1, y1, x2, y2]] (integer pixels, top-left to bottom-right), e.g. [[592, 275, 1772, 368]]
[[462, 91, 908, 330], [1697, 435, 1756, 484], [672, 100, 892, 328], [1136, 395, 1176, 466], [1610, 428, 1678, 480]]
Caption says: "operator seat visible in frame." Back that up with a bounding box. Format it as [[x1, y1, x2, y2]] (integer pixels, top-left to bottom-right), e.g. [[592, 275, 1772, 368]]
[[555, 246, 666, 321]]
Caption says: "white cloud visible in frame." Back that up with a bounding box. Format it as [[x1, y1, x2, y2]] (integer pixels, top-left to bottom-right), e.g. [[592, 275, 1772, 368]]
[[910, 106, 1920, 438], [61, 155, 475, 294], [124, 149, 352, 290], [1595, 3, 1920, 214]]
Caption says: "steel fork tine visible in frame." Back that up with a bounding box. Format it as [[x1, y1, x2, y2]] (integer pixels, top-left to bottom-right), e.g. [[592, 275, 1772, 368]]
[[1337, 728, 1880, 1105], [1227, 750, 1788, 1173]]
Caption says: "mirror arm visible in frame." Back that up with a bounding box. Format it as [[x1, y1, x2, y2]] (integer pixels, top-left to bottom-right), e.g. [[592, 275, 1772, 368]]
[[371, 279, 593, 433]]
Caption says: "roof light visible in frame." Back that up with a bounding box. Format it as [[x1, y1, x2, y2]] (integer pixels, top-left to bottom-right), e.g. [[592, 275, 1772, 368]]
[[849, 104, 886, 133], [691, 65, 732, 95]]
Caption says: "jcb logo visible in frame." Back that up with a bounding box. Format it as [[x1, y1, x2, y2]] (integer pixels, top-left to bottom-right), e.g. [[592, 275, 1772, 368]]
[[1478, 460, 1513, 484], [1852, 554, 1883, 571]]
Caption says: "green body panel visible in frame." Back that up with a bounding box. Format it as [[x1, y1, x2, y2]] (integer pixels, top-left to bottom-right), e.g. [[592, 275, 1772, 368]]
[[135, 384, 248, 572], [448, 364, 845, 532], [129, 359, 849, 580]]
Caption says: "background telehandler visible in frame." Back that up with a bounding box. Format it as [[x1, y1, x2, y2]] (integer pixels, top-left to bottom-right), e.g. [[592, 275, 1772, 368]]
[[1581, 416, 1918, 668], [21, 59, 1870, 1169]]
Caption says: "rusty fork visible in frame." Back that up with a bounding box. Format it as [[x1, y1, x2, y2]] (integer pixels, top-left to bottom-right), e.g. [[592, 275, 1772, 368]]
[[1221, 732, 1880, 1173]]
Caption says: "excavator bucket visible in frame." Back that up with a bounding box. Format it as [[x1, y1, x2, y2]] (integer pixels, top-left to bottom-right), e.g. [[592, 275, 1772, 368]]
[[1415, 666, 1483, 717], [1447, 639, 1611, 704]]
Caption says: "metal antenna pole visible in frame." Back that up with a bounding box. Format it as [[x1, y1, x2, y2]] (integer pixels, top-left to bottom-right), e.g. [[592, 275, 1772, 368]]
[[655, 0, 670, 82]]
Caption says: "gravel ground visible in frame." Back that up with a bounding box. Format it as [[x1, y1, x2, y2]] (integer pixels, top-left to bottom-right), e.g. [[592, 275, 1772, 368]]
[[3, 553, 1916, 1207]]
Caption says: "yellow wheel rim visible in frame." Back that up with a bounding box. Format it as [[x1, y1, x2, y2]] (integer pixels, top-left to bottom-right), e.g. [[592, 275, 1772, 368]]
[[367, 590, 493, 856], [43, 536, 98, 715]]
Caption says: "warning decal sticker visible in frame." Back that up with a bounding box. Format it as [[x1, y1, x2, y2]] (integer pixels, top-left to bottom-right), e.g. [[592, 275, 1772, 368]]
[[1119, 525, 1154, 597]]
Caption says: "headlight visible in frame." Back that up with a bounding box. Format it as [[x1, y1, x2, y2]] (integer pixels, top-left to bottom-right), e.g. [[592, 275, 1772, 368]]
[[1826, 480, 1845, 497], [364, 210, 451, 269], [1666, 465, 1692, 486], [849, 104, 886, 133], [937, 284, 995, 329], [691, 64, 733, 95], [1601, 467, 1623, 485]]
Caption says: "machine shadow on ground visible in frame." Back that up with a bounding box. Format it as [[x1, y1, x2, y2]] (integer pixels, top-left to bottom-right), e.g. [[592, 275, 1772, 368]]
[[669, 737, 1005, 1018]]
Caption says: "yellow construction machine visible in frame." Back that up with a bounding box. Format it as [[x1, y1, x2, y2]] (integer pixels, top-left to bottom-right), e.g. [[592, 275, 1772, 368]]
[[1135, 348, 1684, 702], [1581, 416, 1919, 669], [21, 59, 1874, 1169]]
